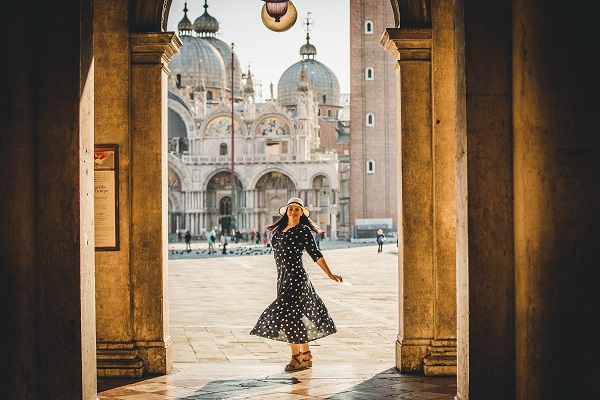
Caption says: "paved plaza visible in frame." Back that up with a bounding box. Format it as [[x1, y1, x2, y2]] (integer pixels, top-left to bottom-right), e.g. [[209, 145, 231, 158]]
[[98, 240, 457, 399]]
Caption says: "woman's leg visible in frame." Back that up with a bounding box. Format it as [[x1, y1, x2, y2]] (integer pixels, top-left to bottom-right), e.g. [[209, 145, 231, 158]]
[[290, 343, 302, 355]]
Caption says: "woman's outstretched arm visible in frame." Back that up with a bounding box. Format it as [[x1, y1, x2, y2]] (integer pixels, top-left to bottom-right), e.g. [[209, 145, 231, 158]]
[[316, 257, 343, 282]]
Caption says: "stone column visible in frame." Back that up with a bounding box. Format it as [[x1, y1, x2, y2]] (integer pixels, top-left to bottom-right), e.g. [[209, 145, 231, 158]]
[[456, 0, 515, 398], [129, 32, 181, 374], [383, 25, 457, 375], [425, 0, 458, 376], [382, 27, 435, 373], [330, 212, 337, 240], [512, 1, 598, 398], [2, 0, 96, 397], [95, 29, 181, 377]]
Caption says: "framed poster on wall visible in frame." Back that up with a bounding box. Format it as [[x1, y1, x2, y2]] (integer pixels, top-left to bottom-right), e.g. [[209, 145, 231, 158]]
[[94, 145, 120, 251]]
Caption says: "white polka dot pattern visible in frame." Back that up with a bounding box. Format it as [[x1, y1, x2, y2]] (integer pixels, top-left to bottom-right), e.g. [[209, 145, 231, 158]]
[[250, 224, 337, 343]]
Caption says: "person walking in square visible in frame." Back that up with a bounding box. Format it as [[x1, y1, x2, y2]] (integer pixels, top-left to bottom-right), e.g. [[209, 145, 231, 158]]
[[376, 229, 385, 253], [206, 229, 216, 254], [221, 231, 229, 255], [250, 198, 343, 372], [184, 230, 192, 252], [314, 230, 321, 250]]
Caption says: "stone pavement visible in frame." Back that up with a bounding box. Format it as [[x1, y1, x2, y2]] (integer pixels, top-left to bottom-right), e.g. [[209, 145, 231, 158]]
[[98, 240, 457, 399]]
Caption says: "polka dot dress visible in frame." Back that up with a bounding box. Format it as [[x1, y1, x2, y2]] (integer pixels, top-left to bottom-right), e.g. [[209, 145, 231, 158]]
[[250, 224, 337, 343]]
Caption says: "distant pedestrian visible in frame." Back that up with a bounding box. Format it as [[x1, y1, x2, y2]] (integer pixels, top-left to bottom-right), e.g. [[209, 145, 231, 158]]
[[314, 231, 321, 250], [185, 230, 192, 251], [206, 229, 216, 254], [250, 229, 256, 243], [376, 229, 385, 253], [221, 232, 229, 255]]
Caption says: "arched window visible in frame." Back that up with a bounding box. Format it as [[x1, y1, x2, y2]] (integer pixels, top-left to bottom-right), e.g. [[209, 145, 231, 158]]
[[365, 67, 374, 80], [220, 143, 227, 156], [367, 159, 375, 174], [365, 20, 373, 34], [322, 95, 327, 103], [366, 113, 375, 127], [219, 196, 231, 216], [318, 108, 321, 116], [327, 109, 331, 117], [207, 91, 213, 101]]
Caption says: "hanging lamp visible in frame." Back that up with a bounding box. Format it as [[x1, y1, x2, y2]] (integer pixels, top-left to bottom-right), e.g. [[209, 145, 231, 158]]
[[261, 0, 297, 32]]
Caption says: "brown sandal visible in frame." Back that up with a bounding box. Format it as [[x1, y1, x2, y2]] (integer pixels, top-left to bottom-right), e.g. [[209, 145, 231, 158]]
[[284, 352, 308, 371], [301, 350, 313, 368]]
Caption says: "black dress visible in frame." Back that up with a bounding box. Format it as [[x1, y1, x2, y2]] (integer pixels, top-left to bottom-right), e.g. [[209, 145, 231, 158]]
[[250, 224, 337, 343]]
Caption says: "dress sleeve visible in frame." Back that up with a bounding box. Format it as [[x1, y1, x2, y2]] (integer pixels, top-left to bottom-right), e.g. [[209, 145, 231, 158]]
[[302, 225, 323, 262]]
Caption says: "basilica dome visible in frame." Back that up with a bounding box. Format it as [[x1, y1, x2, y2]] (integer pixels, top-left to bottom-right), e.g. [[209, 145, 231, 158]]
[[204, 37, 243, 100], [169, 35, 226, 90], [169, 1, 243, 98], [277, 38, 340, 108]]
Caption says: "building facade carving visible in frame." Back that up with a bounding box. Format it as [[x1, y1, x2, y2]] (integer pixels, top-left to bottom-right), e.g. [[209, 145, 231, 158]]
[[167, 2, 347, 239]]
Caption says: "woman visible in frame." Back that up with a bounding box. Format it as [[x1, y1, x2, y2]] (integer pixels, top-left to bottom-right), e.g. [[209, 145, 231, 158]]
[[250, 197, 343, 371]]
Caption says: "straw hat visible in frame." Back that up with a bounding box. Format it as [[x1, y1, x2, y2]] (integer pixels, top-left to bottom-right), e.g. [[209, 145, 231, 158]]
[[279, 197, 310, 217], [377, 229, 383, 234]]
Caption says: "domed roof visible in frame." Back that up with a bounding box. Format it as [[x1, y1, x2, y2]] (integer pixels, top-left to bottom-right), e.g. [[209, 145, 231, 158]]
[[177, 2, 193, 35], [277, 59, 341, 108], [169, 35, 226, 90], [300, 42, 317, 58], [193, 1, 219, 36], [203, 37, 243, 99]]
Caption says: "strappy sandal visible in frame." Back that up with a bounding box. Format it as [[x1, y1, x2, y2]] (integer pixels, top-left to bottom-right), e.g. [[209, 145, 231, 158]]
[[284, 352, 308, 372], [301, 350, 313, 368]]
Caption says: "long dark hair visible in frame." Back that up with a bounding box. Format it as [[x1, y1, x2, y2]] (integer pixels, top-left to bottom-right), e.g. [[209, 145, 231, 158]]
[[267, 213, 323, 235]]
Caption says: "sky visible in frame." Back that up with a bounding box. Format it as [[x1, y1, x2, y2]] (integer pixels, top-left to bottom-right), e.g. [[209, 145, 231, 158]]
[[166, 0, 350, 101]]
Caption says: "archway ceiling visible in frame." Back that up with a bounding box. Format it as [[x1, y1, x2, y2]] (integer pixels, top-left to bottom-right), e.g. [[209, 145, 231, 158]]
[[390, 0, 431, 28], [130, 0, 173, 32], [130, 0, 432, 33]]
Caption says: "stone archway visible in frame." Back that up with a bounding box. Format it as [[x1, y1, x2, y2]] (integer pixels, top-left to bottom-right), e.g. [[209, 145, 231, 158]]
[[256, 171, 296, 224], [207, 171, 244, 233]]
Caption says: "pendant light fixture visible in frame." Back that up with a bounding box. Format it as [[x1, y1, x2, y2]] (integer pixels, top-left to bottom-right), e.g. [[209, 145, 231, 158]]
[[261, 0, 297, 32]]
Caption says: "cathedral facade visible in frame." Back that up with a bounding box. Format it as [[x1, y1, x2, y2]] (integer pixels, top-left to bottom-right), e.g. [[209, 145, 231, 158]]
[[167, 2, 345, 239]]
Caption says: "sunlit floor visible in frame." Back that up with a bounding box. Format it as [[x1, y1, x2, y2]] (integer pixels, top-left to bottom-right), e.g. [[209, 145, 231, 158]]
[[98, 240, 457, 399]]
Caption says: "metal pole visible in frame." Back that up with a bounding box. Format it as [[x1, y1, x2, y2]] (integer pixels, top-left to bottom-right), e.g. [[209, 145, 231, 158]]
[[230, 43, 236, 232]]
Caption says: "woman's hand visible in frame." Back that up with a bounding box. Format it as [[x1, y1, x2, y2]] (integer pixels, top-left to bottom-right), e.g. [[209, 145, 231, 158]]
[[330, 274, 343, 283]]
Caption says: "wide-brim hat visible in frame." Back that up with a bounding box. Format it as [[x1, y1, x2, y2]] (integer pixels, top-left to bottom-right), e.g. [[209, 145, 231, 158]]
[[279, 197, 310, 217]]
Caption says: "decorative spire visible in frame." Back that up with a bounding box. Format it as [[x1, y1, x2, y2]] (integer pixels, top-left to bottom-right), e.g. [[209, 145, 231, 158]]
[[177, 2, 193, 36], [300, 12, 317, 60], [244, 68, 254, 95], [298, 64, 308, 92]]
